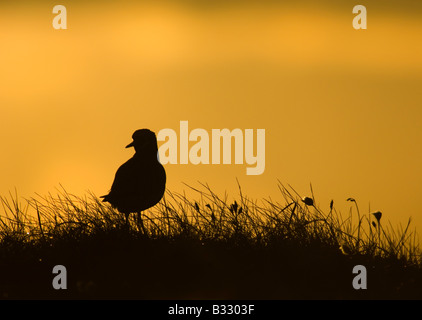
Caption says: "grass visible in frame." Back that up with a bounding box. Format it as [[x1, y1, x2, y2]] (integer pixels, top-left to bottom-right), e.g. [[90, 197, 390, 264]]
[[0, 182, 421, 299]]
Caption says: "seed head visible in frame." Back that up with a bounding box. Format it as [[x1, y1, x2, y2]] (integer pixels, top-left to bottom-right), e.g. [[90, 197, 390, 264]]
[[302, 197, 314, 206], [372, 211, 382, 223]]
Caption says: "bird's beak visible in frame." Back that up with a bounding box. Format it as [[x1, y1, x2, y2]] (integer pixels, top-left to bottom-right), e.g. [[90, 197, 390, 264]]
[[125, 141, 134, 148]]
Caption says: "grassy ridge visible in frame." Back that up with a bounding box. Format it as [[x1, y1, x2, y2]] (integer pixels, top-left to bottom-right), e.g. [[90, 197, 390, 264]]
[[0, 183, 421, 299]]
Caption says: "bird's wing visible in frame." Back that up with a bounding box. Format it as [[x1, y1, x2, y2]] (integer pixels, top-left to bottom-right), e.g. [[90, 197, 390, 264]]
[[107, 158, 139, 197]]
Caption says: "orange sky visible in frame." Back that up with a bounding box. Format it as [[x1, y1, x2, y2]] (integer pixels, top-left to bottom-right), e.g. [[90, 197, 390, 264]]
[[1, 1, 422, 238]]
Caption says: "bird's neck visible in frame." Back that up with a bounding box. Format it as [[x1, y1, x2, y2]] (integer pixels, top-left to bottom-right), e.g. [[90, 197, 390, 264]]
[[133, 146, 159, 162]]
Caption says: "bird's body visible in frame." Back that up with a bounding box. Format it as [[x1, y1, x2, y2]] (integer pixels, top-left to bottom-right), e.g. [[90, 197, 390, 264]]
[[102, 153, 166, 214], [101, 129, 166, 222]]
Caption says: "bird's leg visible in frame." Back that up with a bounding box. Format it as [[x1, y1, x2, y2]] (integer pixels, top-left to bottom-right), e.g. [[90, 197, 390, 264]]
[[137, 211, 146, 234]]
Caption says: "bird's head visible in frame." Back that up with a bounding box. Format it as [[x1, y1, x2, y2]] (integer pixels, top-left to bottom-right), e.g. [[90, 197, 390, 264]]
[[126, 129, 158, 154]]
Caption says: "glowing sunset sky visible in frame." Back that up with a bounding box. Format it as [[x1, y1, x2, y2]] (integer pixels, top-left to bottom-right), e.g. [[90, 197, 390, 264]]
[[1, 0, 422, 236]]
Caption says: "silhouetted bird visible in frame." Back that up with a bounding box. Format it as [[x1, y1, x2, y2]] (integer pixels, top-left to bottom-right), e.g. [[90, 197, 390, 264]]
[[101, 129, 166, 228]]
